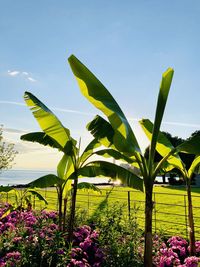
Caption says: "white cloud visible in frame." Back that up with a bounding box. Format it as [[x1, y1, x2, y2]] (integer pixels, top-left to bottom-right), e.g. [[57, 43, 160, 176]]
[[22, 72, 29, 76], [7, 70, 37, 82], [27, 77, 36, 82], [7, 70, 20, 76]]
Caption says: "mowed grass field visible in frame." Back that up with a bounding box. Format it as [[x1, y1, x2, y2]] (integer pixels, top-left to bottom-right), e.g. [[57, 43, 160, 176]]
[[1, 185, 200, 239]]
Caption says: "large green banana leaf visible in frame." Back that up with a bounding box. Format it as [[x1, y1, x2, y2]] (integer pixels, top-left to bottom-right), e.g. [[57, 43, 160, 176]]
[[139, 119, 184, 171], [93, 149, 135, 164], [62, 179, 72, 199], [28, 174, 64, 188], [57, 154, 75, 197], [68, 55, 141, 155], [27, 189, 48, 205], [87, 115, 116, 148], [24, 92, 76, 151], [74, 161, 143, 192], [147, 68, 174, 165], [188, 155, 200, 179], [79, 138, 101, 165], [57, 154, 68, 179], [21, 132, 63, 151], [76, 182, 101, 193], [58, 154, 74, 198]]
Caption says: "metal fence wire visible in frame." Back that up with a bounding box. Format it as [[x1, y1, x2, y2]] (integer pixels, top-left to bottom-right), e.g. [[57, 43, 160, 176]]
[[76, 188, 200, 239], [1, 187, 200, 239]]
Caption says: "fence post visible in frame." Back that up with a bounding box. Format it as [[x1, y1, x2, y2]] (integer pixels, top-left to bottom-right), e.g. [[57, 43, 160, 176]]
[[184, 195, 188, 239], [154, 192, 156, 233], [6, 192, 8, 203], [128, 191, 131, 220]]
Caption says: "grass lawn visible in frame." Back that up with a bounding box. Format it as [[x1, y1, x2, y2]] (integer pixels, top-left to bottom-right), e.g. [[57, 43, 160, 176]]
[[1, 185, 200, 239]]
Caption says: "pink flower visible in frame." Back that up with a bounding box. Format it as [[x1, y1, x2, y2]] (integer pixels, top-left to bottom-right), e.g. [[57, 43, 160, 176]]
[[184, 256, 200, 267], [6, 251, 21, 260]]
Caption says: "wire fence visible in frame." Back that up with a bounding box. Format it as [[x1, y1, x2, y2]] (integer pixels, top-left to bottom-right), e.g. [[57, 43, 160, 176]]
[[1, 187, 200, 239], [75, 188, 200, 239]]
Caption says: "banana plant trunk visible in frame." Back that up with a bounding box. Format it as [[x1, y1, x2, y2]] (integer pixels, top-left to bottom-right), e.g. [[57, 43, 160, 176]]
[[68, 174, 78, 243], [186, 179, 196, 255], [58, 188, 63, 231], [144, 183, 153, 267], [63, 197, 68, 232]]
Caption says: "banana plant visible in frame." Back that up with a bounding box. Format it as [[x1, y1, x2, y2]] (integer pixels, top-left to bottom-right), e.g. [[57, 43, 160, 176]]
[[140, 119, 200, 255], [21, 92, 143, 241], [0, 186, 47, 212], [20, 148, 100, 231], [68, 55, 200, 266]]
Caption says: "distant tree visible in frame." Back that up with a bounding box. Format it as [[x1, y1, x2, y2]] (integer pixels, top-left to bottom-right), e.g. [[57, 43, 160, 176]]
[[0, 126, 17, 172], [189, 130, 200, 138]]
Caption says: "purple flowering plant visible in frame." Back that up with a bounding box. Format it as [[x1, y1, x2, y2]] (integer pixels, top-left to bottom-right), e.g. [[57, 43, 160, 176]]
[[67, 225, 104, 267], [0, 203, 104, 267], [0, 203, 68, 266], [152, 235, 200, 267]]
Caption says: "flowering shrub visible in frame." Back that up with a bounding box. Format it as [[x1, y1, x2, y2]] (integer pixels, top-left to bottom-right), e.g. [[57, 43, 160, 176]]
[[153, 236, 200, 267], [1, 202, 199, 267], [67, 225, 104, 267], [0, 203, 104, 267], [0, 205, 67, 266]]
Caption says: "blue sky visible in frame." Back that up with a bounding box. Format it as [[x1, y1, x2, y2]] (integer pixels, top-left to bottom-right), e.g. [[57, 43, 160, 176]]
[[1, 0, 200, 169]]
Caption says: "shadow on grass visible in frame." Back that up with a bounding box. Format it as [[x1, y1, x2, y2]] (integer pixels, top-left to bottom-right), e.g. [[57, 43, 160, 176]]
[[89, 186, 114, 222]]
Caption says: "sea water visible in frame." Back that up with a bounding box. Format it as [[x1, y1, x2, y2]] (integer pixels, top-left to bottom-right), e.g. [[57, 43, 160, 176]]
[[0, 169, 110, 186]]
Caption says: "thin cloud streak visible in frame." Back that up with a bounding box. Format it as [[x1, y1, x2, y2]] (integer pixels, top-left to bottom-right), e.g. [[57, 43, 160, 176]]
[[163, 121, 200, 128], [0, 101, 95, 116], [52, 107, 95, 116], [1, 101, 200, 129], [121, 117, 200, 128], [0, 101, 26, 106]]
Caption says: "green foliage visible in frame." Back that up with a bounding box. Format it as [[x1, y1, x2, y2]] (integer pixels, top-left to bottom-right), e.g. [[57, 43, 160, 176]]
[[24, 92, 76, 150], [0, 126, 18, 173], [22, 91, 144, 241], [68, 55, 141, 155], [82, 161, 143, 191], [21, 132, 63, 151], [28, 174, 64, 188], [76, 182, 101, 193], [68, 54, 175, 185], [92, 202, 143, 267]]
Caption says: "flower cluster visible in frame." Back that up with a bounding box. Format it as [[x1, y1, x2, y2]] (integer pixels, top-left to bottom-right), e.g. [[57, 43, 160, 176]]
[[0, 203, 104, 267], [153, 236, 200, 267], [0, 204, 64, 266], [67, 225, 104, 267]]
